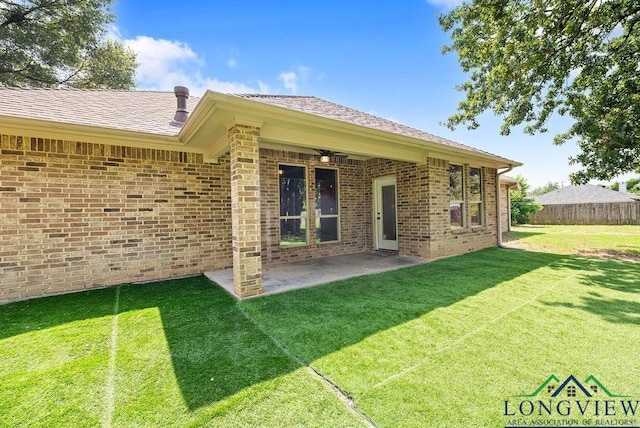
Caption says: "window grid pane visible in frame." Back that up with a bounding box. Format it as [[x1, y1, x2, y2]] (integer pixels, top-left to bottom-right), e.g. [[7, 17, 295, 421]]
[[449, 164, 464, 201], [469, 167, 482, 202], [470, 203, 481, 226], [450, 203, 464, 228], [469, 167, 483, 226], [315, 168, 339, 243], [449, 164, 464, 228], [279, 165, 307, 246]]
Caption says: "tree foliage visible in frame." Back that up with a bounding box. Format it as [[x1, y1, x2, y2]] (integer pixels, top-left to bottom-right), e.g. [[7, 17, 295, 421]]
[[510, 175, 541, 224], [610, 177, 640, 193], [440, 0, 640, 183], [0, 0, 137, 89], [530, 181, 560, 196]]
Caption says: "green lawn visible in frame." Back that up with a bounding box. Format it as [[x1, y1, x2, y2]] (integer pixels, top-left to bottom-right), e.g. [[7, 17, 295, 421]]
[[506, 224, 640, 259], [1, 228, 639, 427], [0, 280, 364, 427]]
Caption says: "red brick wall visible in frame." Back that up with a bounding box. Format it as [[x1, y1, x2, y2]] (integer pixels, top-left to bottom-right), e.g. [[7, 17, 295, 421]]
[[0, 134, 233, 301], [425, 158, 498, 259]]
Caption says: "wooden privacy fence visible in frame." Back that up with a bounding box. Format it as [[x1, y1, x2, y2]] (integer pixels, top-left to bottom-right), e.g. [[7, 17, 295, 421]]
[[529, 202, 640, 225]]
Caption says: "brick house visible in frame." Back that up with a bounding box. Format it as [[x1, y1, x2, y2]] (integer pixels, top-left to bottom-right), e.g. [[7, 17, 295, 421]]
[[499, 175, 519, 233], [0, 87, 521, 300]]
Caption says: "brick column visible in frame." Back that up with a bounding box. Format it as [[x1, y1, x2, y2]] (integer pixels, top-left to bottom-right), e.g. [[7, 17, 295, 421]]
[[228, 122, 263, 298]]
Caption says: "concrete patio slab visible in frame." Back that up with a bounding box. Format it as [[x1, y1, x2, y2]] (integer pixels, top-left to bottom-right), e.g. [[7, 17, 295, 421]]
[[205, 252, 427, 298]]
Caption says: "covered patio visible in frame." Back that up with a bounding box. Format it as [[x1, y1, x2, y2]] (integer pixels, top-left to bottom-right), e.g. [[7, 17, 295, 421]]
[[206, 252, 427, 298]]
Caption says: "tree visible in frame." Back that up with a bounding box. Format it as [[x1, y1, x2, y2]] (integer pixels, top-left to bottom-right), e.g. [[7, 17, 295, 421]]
[[610, 177, 640, 193], [530, 181, 560, 196], [510, 175, 541, 225], [440, 1, 640, 184], [0, 0, 137, 89]]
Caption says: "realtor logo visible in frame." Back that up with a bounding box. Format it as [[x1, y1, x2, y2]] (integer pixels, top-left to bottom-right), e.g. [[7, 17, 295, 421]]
[[503, 375, 639, 428]]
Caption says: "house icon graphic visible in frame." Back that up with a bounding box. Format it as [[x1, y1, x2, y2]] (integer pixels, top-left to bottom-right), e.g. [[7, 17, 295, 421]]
[[550, 375, 592, 398], [515, 374, 629, 398]]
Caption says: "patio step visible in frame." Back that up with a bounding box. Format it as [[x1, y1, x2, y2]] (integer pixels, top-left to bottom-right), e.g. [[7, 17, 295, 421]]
[[372, 249, 399, 257]]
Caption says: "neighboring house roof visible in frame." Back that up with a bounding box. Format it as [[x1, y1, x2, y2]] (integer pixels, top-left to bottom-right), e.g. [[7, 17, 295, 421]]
[[0, 87, 521, 168], [499, 175, 519, 188], [0, 87, 200, 136], [535, 184, 640, 205]]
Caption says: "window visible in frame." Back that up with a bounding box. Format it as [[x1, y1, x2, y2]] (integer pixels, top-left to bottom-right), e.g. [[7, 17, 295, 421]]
[[315, 168, 339, 242], [469, 167, 483, 226], [566, 385, 576, 397], [449, 164, 464, 228], [279, 165, 307, 246]]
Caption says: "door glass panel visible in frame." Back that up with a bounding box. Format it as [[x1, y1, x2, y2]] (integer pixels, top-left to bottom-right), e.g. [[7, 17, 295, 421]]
[[382, 185, 396, 240]]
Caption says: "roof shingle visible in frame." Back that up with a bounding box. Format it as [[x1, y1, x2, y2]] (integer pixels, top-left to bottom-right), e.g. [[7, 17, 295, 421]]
[[0, 88, 517, 164], [0, 87, 200, 136], [234, 94, 496, 157]]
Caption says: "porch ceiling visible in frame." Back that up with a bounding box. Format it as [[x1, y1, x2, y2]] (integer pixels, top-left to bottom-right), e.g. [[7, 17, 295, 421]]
[[179, 91, 522, 169], [178, 96, 424, 164]]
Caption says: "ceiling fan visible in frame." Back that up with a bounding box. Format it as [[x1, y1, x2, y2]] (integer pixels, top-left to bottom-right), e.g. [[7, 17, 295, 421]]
[[316, 149, 348, 163]]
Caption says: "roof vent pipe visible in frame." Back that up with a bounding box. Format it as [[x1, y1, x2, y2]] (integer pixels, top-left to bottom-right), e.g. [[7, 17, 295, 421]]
[[171, 86, 189, 126]]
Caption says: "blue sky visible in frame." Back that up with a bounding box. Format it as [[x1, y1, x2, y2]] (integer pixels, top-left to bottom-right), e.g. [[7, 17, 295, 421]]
[[112, 0, 632, 189]]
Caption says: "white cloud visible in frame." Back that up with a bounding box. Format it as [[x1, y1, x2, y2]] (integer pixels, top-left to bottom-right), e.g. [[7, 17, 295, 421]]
[[425, 0, 464, 9], [296, 65, 311, 80], [278, 71, 299, 93], [125, 36, 198, 81], [111, 31, 321, 97], [257, 80, 271, 93], [278, 65, 312, 94], [106, 24, 123, 41], [121, 35, 265, 96]]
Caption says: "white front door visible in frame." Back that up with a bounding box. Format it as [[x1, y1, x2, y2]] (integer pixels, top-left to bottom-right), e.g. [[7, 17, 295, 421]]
[[374, 177, 398, 251]]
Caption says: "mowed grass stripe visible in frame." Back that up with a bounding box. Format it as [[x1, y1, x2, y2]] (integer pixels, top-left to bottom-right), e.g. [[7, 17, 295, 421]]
[[241, 249, 640, 427], [356, 265, 640, 427], [240, 249, 584, 392], [0, 279, 366, 427], [0, 288, 117, 428], [368, 261, 586, 391], [103, 285, 121, 428]]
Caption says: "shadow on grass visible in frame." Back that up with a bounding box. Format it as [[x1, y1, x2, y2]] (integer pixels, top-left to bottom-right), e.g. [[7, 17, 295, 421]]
[[578, 257, 640, 293], [0, 278, 299, 411], [504, 230, 546, 240], [238, 248, 588, 364], [542, 255, 640, 325], [1, 247, 638, 411], [545, 291, 640, 325], [115, 278, 302, 410]]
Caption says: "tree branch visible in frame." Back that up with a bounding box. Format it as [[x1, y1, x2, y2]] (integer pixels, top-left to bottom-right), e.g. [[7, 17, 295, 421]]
[[1, 0, 60, 28], [616, 10, 640, 45], [548, 0, 599, 59]]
